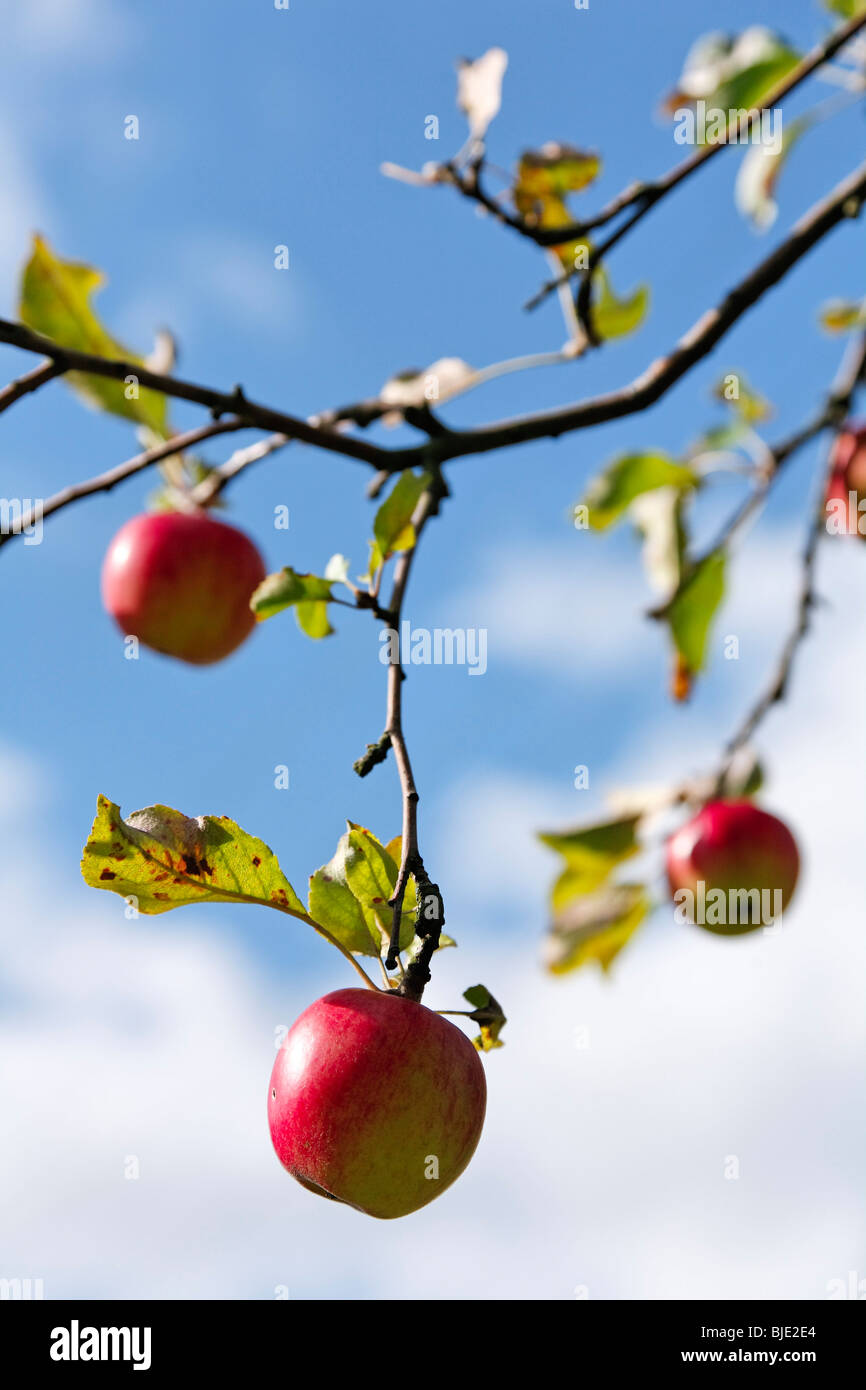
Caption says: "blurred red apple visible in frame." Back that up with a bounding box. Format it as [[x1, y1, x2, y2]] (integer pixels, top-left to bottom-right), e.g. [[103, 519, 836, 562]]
[[825, 422, 866, 540], [268, 988, 487, 1219], [666, 799, 799, 935], [101, 510, 266, 664]]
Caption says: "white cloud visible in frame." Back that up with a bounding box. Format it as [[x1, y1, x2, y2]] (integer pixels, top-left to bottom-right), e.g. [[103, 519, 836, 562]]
[[174, 234, 304, 335], [445, 539, 658, 679], [2, 0, 136, 63], [448, 523, 803, 688], [0, 535, 863, 1299]]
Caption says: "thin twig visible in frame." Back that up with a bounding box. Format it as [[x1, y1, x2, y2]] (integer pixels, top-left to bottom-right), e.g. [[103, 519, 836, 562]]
[[382, 480, 448, 974], [712, 334, 866, 786], [700, 333, 866, 566], [451, 10, 866, 261], [191, 432, 290, 505], [0, 419, 244, 551], [1, 160, 863, 551], [0, 319, 397, 471], [715, 471, 831, 787], [0, 358, 64, 415], [383, 160, 866, 472]]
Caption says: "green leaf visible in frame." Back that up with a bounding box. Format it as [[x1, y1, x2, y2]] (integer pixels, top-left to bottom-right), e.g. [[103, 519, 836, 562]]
[[667, 29, 801, 122], [344, 824, 394, 910], [343, 825, 416, 951], [19, 235, 169, 436], [538, 814, 642, 894], [544, 884, 649, 975], [583, 452, 697, 530], [368, 469, 431, 574], [590, 268, 650, 341], [461, 984, 507, 1052], [712, 47, 800, 115], [81, 795, 307, 918], [659, 548, 726, 700], [819, 298, 866, 334], [309, 834, 381, 957], [250, 567, 334, 637]]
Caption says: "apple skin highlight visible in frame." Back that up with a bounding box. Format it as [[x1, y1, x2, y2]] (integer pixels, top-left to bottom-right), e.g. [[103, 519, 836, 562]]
[[268, 988, 487, 1219]]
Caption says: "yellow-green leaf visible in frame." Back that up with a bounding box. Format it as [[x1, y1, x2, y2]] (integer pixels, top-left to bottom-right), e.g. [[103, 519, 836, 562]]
[[819, 298, 866, 334], [367, 469, 431, 575], [251, 567, 334, 637], [81, 795, 307, 917], [659, 548, 727, 700], [823, 0, 866, 18], [544, 884, 649, 975], [590, 268, 650, 341], [309, 833, 381, 957], [513, 143, 601, 218], [462, 984, 507, 1051], [343, 824, 415, 951], [19, 235, 169, 436], [538, 814, 642, 894]]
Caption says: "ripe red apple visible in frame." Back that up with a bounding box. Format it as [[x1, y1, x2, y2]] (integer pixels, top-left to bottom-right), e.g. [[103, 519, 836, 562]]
[[101, 510, 266, 664], [666, 799, 799, 935], [825, 422, 866, 540], [268, 988, 487, 1219]]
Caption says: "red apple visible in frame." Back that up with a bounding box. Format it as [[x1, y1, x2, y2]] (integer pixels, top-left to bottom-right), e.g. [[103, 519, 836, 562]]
[[268, 988, 487, 1219], [101, 510, 266, 664], [825, 422, 866, 540], [666, 799, 799, 935]]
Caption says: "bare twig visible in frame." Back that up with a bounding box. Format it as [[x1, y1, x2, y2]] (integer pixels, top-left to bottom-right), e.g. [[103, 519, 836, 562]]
[[2, 160, 863, 551], [191, 431, 290, 506], [384, 161, 866, 472], [715, 472, 831, 787], [0, 318, 398, 471], [345, 475, 449, 988], [700, 333, 866, 565], [712, 334, 866, 786], [451, 9, 866, 264], [0, 358, 64, 416], [0, 419, 244, 551], [382, 479, 448, 977]]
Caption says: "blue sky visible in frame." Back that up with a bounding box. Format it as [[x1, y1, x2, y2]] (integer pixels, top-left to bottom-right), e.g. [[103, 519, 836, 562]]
[[0, 0, 864, 1299]]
